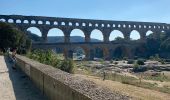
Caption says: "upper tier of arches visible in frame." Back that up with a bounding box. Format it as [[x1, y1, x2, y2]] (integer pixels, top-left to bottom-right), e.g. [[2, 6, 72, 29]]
[[0, 15, 170, 31]]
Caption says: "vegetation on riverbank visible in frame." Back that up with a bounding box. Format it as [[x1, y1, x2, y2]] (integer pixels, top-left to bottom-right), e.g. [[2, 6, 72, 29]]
[[26, 49, 75, 73]]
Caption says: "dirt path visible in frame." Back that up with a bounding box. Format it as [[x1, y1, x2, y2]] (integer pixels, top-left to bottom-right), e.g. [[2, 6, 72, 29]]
[[75, 74, 170, 100], [0, 56, 47, 100]]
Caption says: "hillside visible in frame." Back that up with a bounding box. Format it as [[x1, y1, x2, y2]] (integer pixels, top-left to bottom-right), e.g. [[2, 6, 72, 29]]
[[26, 31, 101, 43], [47, 36, 101, 43]]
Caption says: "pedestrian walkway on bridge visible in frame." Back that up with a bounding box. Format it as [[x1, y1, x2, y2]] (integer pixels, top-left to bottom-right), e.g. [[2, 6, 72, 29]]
[[0, 56, 47, 100]]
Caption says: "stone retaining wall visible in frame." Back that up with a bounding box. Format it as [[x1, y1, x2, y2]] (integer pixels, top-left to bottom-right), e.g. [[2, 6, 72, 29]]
[[15, 55, 130, 100]]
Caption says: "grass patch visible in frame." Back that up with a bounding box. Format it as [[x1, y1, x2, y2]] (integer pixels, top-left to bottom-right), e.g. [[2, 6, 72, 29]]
[[0, 52, 3, 55], [143, 74, 170, 82], [86, 71, 170, 94]]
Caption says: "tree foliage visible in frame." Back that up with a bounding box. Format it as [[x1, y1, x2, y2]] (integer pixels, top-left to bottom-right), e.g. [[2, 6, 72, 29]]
[[145, 32, 170, 58], [0, 22, 25, 50], [0, 22, 32, 53], [26, 31, 41, 42]]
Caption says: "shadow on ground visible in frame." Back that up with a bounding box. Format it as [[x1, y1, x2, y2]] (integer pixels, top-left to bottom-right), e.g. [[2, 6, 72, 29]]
[[4, 56, 48, 100]]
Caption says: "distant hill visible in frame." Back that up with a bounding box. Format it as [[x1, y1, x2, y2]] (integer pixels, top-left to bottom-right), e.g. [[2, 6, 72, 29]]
[[26, 31, 101, 43], [47, 36, 101, 43]]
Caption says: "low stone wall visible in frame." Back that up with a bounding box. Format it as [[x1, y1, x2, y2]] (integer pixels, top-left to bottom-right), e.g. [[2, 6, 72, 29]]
[[15, 55, 130, 100]]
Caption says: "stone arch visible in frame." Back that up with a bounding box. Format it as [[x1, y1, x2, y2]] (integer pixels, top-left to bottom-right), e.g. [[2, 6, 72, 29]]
[[82, 23, 86, 26], [38, 20, 43, 24], [75, 22, 79, 26], [90, 29, 103, 42], [95, 23, 99, 27], [113, 24, 116, 27], [89, 23, 93, 27], [23, 20, 29, 24], [133, 44, 147, 58], [146, 30, 154, 36], [69, 22, 73, 26], [61, 22, 65, 26], [46, 21, 50, 25], [93, 46, 104, 59], [109, 30, 124, 41], [64, 46, 88, 60], [130, 30, 140, 40], [107, 24, 111, 27], [72, 46, 86, 60], [70, 29, 85, 42], [0, 18, 6, 22], [31, 20, 36, 24], [47, 28, 64, 43], [113, 45, 127, 59], [161, 30, 165, 33], [16, 19, 21, 23], [8, 19, 14, 23], [160, 30, 166, 37], [101, 24, 105, 27], [26, 27, 42, 37], [53, 21, 58, 25]]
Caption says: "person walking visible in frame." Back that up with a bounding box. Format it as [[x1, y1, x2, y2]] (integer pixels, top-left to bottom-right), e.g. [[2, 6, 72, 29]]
[[11, 48, 17, 69]]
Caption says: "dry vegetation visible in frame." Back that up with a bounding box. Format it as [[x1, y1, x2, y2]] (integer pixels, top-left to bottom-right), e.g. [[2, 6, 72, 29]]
[[74, 60, 170, 100]]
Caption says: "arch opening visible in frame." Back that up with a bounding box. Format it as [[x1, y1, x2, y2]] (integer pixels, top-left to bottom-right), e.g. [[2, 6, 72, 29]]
[[47, 28, 64, 43], [54, 21, 58, 25], [113, 46, 127, 59], [109, 30, 124, 41], [160, 30, 166, 38], [130, 30, 140, 40], [146, 30, 153, 36], [38, 21, 43, 24], [46, 21, 50, 25], [26, 27, 42, 42], [72, 47, 86, 60], [0, 19, 6, 22], [16, 19, 21, 23], [23, 20, 29, 24], [90, 29, 103, 42], [69, 22, 72, 26], [94, 47, 104, 59], [70, 29, 85, 42], [31, 20, 36, 24], [75, 23, 79, 26], [61, 22, 65, 26], [8, 19, 14, 23], [82, 23, 86, 26]]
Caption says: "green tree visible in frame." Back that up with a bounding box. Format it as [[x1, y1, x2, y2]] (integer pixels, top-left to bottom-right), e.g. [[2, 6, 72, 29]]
[[160, 37, 170, 52], [115, 37, 124, 41], [0, 22, 25, 51], [26, 31, 41, 42]]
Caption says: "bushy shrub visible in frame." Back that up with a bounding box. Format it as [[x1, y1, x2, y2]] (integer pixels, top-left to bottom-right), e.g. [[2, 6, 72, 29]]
[[127, 59, 134, 64], [165, 59, 170, 62], [27, 49, 75, 73], [110, 60, 113, 63], [136, 59, 145, 65], [160, 59, 165, 64], [115, 58, 119, 61], [0, 51, 3, 55], [133, 63, 147, 72], [60, 59, 75, 73], [123, 57, 128, 60], [114, 62, 118, 65]]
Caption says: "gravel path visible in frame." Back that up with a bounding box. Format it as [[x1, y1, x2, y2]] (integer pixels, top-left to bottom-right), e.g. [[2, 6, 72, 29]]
[[0, 56, 47, 100]]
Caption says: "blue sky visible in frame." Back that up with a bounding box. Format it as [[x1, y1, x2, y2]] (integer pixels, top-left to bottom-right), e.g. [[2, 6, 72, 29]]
[[0, 0, 169, 40]]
